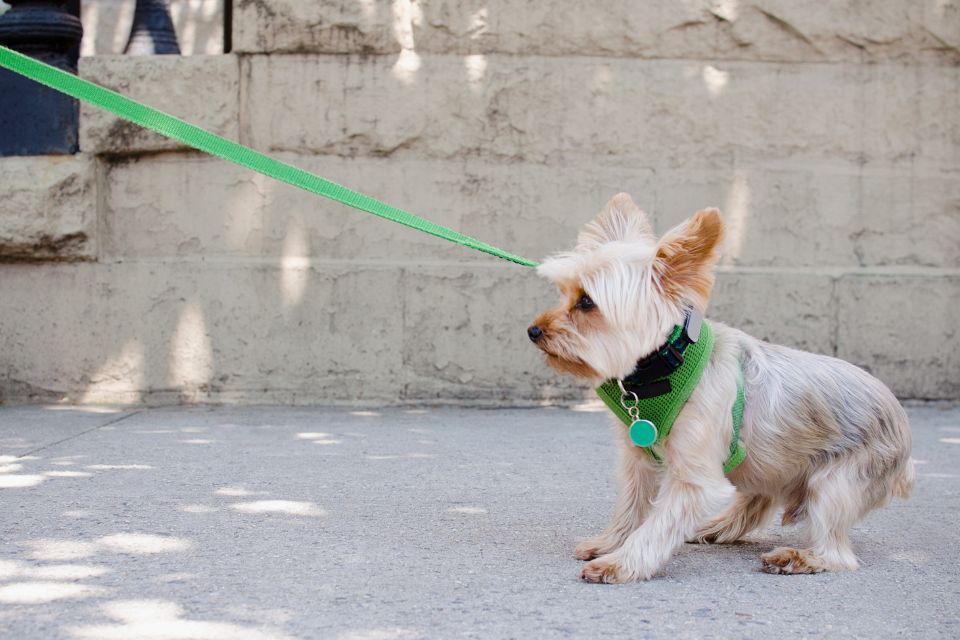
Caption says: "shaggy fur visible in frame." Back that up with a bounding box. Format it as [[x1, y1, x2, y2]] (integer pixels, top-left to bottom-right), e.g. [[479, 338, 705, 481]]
[[529, 193, 914, 583]]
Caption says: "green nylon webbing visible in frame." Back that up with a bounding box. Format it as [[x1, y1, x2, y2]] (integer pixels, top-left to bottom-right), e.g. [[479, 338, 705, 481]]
[[725, 369, 747, 474], [595, 320, 747, 473], [0, 45, 537, 268]]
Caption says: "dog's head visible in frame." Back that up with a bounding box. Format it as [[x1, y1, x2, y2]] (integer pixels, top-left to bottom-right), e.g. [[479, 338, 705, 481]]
[[528, 193, 724, 381]]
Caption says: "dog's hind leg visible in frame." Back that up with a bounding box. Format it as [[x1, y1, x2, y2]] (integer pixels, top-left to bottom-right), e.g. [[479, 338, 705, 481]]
[[692, 493, 774, 544], [575, 444, 659, 560], [761, 463, 863, 574]]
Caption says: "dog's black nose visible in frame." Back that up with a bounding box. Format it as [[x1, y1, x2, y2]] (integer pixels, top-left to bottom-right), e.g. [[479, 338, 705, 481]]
[[527, 325, 543, 342]]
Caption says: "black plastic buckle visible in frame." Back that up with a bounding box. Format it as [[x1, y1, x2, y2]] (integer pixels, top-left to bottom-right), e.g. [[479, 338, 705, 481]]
[[622, 378, 672, 399], [622, 308, 701, 390], [662, 343, 684, 369]]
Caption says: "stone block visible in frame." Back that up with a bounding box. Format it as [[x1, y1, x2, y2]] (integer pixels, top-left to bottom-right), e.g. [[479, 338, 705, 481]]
[[400, 265, 584, 402], [99, 152, 655, 264], [710, 0, 959, 64], [100, 153, 470, 262], [99, 149, 958, 271], [916, 66, 960, 167], [657, 165, 862, 268], [0, 155, 96, 261], [856, 168, 960, 268], [79, 55, 240, 154], [399, 266, 840, 402], [455, 160, 656, 264], [710, 270, 837, 355], [836, 273, 960, 399], [233, 0, 401, 55], [0, 262, 953, 402], [0, 262, 404, 404], [243, 55, 956, 167], [234, 0, 960, 64], [659, 161, 960, 270]]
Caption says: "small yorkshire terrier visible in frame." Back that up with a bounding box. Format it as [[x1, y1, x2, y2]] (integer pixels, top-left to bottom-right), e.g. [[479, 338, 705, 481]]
[[529, 193, 914, 583]]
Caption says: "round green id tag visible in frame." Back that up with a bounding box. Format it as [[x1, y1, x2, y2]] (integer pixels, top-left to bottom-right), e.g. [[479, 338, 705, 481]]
[[629, 419, 658, 447]]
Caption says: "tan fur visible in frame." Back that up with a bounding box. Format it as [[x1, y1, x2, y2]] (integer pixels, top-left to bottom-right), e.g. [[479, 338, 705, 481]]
[[760, 547, 828, 574], [529, 194, 915, 584], [532, 306, 603, 379], [653, 208, 724, 313], [576, 193, 654, 250]]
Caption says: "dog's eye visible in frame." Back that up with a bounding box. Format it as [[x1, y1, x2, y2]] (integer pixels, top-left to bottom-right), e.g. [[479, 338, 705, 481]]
[[575, 294, 595, 311]]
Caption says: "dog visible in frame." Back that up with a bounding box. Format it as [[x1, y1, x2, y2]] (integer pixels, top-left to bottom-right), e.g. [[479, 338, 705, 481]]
[[528, 193, 914, 583]]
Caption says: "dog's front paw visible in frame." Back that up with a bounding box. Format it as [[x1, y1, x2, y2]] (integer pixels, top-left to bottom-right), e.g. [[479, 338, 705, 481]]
[[760, 547, 826, 575], [580, 556, 625, 584]]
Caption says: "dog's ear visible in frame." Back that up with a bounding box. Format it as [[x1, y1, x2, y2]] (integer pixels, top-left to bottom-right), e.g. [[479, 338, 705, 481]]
[[576, 193, 653, 250], [653, 208, 724, 311]]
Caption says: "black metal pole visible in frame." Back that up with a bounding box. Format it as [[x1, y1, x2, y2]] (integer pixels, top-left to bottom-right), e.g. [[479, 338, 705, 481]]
[[223, 0, 231, 54], [0, 0, 84, 156], [65, 0, 78, 61]]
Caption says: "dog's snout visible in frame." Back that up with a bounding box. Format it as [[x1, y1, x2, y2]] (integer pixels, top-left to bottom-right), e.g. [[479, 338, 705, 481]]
[[527, 325, 544, 342]]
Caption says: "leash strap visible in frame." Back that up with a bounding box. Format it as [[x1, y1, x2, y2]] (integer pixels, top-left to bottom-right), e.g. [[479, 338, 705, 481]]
[[0, 45, 537, 268]]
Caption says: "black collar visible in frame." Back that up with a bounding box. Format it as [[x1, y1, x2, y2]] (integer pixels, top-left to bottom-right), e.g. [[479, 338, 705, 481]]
[[621, 309, 703, 399]]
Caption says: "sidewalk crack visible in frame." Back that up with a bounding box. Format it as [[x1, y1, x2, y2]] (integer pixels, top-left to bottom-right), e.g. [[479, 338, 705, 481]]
[[16, 410, 142, 458]]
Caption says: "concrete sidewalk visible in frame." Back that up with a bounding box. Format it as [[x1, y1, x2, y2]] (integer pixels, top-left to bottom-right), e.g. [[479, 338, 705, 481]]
[[0, 404, 957, 639]]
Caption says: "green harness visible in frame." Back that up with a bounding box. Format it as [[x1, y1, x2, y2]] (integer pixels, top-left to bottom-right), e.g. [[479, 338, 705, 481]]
[[596, 318, 747, 474]]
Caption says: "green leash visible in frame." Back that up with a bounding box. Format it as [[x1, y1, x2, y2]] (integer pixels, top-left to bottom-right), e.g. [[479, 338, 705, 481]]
[[595, 320, 747, 474], [0, 45, 537, 268]]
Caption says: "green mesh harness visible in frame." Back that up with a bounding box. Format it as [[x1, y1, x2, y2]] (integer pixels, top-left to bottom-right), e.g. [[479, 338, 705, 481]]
[[596, 317, 747, 474]]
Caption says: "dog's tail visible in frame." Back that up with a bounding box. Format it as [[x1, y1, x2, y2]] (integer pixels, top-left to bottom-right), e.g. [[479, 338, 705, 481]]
[[889, 400, 916, 500], [893, 457, 916, 499], [881, 395, 915, 501]]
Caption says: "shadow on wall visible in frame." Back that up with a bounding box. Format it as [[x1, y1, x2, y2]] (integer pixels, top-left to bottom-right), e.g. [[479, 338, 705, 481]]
[[80, 0, 224, 56]]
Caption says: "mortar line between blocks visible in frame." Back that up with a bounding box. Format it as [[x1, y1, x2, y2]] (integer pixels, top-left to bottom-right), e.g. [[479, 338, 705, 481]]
[[238, 50, 960, 69], [16, 410, 143, 459]]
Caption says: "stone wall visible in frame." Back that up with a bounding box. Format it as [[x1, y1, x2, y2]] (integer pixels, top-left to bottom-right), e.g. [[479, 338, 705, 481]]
[[1, 0, 958, 404]]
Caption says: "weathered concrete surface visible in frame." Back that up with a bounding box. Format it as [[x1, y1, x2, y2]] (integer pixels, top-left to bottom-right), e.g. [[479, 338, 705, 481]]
[[0, 261, 571, 404], [97, 153, 660, 263], [837, 274, 960, 400], [0, 155, 97, 262], [0, 263, 411, 405], [1, 2, 958, 402], [0, 261, 956, 404], [243, 55, 959, 167], [79, 55, 240, 154], [709, 270, 837, 355], [95, 152, 960, 268], [657, 164, 960, 269], [234, 0, 960, 63], [0, 404, 957, 639]]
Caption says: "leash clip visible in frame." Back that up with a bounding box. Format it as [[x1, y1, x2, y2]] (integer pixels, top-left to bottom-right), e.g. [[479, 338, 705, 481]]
[[617, 380, 658, 447], [617, 379, 640, 421]]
